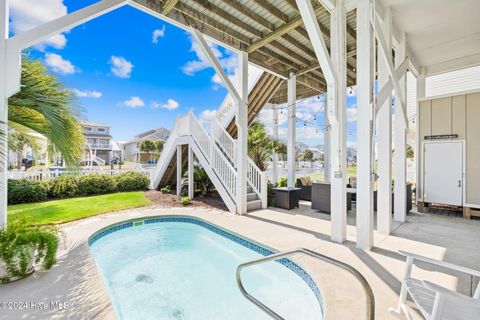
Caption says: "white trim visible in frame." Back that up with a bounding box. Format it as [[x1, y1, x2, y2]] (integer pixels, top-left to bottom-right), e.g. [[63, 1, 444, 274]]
[[425, 52, 480, 77], [418, 88, 480, 102]]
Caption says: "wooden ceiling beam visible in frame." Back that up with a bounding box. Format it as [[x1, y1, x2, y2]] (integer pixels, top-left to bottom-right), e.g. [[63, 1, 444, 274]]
[[162, 0, 179, 14], [193, 0, 263, 38], [254, 0, 289, 23], [247, 5, 326, 53], [221, 0, 275, 32], [174, 2, 253, 44]]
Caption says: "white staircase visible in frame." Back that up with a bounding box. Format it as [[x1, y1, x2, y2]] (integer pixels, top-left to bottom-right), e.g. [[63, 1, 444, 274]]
[[151, 112, 267, 214]]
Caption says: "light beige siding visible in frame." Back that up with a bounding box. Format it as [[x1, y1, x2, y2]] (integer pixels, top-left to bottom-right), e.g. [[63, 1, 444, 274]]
[[418, 92, 480, 206]]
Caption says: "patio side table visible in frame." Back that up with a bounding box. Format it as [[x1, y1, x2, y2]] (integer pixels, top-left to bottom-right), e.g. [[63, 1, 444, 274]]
[[273, 187, 301, 210]]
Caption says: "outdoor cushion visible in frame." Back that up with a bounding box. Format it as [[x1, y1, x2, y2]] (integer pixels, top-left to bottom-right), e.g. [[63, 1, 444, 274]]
[[300, 176, 311, 186]]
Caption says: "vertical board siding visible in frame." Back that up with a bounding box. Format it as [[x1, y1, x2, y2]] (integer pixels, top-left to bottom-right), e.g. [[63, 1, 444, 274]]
[[466, 93, 480, 205], [431, 97, 452, 135]]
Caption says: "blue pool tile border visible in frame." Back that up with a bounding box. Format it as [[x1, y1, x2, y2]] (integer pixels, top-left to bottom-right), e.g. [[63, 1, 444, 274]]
[[89, 216, 323, 315]]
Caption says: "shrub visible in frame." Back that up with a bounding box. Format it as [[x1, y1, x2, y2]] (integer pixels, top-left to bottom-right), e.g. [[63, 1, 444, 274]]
[[8, 179, 48, 205], [0, 219, 59, 283], [180, 197, 191, 206], [115, 172, 150, 192], [160, 185, 171, 194], [277, 177, 288, 187], [48, 175, 79, 198], [78, 174, 117, 196]]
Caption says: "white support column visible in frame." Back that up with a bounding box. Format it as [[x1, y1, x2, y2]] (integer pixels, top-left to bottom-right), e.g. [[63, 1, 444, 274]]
[[188, 145, 194, 199], [394, 33, 408, 222], [235, 50, 248, 214], [272, 105, 279, 184], [287, 72, 297, 188], [0, 0, 8, 229], [323, 109, 331, 182], [329, 0, 347, 243], [415, 71, 426, 204], [376, 7, 393, 234], [176, 145, 182, 196], [356, 0, 374, 250]]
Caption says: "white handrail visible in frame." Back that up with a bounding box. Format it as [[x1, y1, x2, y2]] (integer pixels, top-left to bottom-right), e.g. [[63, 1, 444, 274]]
[[247, 158, 267, 208], [151, 119, 179, 187], [212, 116, 237, 165]]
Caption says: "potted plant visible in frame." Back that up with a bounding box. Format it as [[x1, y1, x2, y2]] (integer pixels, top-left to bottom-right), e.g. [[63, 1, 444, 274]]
[[0, 219, 59, 283]]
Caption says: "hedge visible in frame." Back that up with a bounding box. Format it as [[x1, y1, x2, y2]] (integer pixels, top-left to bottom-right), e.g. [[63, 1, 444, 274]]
[[8, 179, 48, 205], [8, 172, 150, 205]]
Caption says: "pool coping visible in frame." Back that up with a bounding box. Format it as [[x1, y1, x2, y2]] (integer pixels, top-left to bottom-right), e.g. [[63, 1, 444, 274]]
[[88, 214, 325, 319]]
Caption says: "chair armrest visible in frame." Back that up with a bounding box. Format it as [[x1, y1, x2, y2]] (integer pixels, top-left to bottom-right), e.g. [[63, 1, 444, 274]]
[[423, 281, 480, 309], [399, 251, 480, 278]]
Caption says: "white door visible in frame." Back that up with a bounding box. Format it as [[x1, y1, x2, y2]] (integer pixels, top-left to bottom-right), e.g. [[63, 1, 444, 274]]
[[424, 141, 463, 206]]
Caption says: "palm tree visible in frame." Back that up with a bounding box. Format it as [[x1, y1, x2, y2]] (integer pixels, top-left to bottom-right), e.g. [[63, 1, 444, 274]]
[[8, 58, 84, 168], [248, 121, 278, 171], [139, 139, 156, 163]]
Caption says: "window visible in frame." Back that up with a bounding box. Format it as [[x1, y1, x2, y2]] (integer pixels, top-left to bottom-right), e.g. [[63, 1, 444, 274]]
[[97, 128, 106, 133], [85, 127, 93, 132]]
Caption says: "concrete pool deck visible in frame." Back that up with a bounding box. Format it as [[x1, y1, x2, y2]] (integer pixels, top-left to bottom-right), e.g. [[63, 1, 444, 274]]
[[0, 204, 479, 320]]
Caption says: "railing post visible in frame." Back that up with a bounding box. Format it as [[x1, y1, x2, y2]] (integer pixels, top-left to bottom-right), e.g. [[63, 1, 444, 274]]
[[261, 171, 267, 208]]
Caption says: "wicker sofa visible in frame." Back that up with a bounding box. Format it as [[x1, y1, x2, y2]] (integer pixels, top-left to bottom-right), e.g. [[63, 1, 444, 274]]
[[311, 182, 352, 214], [296, 177, 313, 201]]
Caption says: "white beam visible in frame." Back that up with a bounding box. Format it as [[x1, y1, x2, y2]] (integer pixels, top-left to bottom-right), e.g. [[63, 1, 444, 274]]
[[5, 0, 129, 96], [425, 52, 480, 76], [188, 145, 194, 199], [356, 0, 374, 250], [376, 6, 393, 235], [190, 28, 241, 104], [374, 16, 408, 126], [0, 0, 8, 229], [394, 32, 408, 223], [296, 0, 338, 126], [375, 57, 409, 112], [176, 145, 182, 196], [415, 70, 426, 203], [329, 0, 347, 243], [272, 105, 279, 184], [323, 107, 331, 182], [9, 0, 128, 51], [317, 0, 336, 12], [287, 72, 296, 188], [235, 50, 248, 214]]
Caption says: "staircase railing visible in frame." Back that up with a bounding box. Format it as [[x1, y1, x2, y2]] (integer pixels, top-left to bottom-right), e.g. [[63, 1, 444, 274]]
[[151, 120, 178, 187], [189, 113, 237, 200], [212, 116, 237, 166], [247, 159, 268, 209]]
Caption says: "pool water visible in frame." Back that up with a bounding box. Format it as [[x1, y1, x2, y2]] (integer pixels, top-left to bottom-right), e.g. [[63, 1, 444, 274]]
[[89, 218, 323, 320]]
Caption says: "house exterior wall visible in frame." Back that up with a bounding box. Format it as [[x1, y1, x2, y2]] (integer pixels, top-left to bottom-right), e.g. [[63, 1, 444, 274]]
[[418, 91, 480, 207]]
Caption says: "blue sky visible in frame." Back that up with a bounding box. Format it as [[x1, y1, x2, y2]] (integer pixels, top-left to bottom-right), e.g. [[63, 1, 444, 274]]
[[10, 0, 358, 146]]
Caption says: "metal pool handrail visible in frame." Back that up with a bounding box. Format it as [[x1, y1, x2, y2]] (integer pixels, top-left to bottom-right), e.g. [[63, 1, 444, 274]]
[[236, 248, 375, 320]]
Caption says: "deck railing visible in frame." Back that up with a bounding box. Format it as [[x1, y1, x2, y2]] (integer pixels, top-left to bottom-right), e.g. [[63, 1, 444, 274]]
[[8, 168, 153, 181], [247, 159, 267, 208]]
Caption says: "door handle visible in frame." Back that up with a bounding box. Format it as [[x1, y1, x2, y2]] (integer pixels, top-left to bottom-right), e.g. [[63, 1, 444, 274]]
[[458, 180, 462, 187]]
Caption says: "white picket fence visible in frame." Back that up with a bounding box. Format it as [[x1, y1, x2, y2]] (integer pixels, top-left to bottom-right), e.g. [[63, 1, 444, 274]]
[[8, 168, 154, 181]]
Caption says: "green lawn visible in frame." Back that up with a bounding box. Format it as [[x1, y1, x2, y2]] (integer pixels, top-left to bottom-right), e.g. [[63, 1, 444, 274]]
[[308, 165, 357, 182], [8, 192, 151, 225]]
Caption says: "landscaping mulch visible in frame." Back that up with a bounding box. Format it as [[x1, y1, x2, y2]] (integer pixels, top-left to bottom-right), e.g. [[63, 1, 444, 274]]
[[144, 190, 228, 212]]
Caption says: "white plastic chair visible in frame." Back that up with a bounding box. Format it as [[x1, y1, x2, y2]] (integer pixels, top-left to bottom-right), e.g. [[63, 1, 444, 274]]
[[392, 251, 480, 320]]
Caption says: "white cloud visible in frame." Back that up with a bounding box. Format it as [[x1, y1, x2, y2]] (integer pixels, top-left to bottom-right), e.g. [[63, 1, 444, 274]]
[[200, 109, 217, 121], [151, 99, 180, 110], [122, 96, 145, 108], [347, 106, 357, 122], [44, 53, 76, 74], [152, 26, 166, 44], [297, 126, 324, 140], [10, 0, 68, 50], [72, 89, 102, 98], [110, 56, 133, 78], [182, 35, 237, 78]]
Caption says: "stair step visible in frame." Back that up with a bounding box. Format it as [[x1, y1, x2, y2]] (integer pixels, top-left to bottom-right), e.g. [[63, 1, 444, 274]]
[[247, 192, 258, 201], [247, 199, 262, 212]]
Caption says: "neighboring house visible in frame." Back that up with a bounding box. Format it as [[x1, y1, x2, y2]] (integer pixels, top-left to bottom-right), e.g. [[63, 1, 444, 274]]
[[121, 127, 170, 163], [81, 120, 113, 165]]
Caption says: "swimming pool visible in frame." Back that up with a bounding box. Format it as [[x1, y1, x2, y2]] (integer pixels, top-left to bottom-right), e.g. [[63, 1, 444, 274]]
[[89, 216, 323, 320]]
